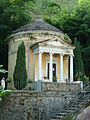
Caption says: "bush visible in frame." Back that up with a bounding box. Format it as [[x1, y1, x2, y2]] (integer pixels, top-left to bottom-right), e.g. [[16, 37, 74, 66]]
[[84, 75, 89, 81], [82, 46, 90, 77], [74, 38, 84, 77], [52, 76, 57, 82], [0, 86, 3, 92], [7, 77, 12, 83], [63, 114, 73, 120], [13, 42, 27, 90], [75, 72, 83, 80], [28, 79, 33, 83]]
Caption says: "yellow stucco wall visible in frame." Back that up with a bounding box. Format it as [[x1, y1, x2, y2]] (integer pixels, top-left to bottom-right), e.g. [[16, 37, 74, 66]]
[[33, 52, 68, 81]]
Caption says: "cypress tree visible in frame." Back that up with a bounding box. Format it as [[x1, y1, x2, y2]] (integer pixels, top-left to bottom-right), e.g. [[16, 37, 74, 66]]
[[82, 46, 90, 77], [13, 42, 27, 90], [74, 38, 84, 77]]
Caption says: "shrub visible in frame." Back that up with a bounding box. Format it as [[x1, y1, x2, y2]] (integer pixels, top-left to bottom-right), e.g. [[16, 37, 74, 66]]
[[52, 76, 57, 82], [74, 38, 84, 77], [84, 75, 89, 81], [7, 77, 12, 83], [28, 79, 33, 83], [75, 72, 83, 80], [63, 114, 73, 120], [0, 86, 3, 92], [0, 65, 8, 73], [13, 42, 27, 90]]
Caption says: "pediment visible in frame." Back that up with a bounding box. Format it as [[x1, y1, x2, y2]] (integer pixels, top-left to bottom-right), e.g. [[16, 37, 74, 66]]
[[40, 38, 71, 47], [46, 40, 65, 47]]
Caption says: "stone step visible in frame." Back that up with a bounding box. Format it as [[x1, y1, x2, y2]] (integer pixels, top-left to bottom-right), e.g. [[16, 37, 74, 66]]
[[53, 113, 67, 119], [58, 113, 66, 115], [50, 118, 60, 120], [50, 85, 90, 120], [63, 106, 79, 110]]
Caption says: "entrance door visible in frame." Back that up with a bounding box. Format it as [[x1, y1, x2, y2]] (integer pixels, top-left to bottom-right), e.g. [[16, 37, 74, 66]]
[[47, 63, 56, 79], [53, 63, 56, 78]]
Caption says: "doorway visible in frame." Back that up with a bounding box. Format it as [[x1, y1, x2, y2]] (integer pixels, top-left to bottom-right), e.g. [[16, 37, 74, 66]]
[[47, 62, 57, 79]]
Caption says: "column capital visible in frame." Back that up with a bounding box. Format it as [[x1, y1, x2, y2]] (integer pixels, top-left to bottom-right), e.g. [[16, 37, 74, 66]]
[[38, 51, 43, 54], [60, 53, 64, 56], [49, 52, 54, 55], [70, 54, 74, 57]]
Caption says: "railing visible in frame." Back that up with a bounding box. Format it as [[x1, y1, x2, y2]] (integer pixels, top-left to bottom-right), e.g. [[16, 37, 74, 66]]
[[59, 81, 90, 119]]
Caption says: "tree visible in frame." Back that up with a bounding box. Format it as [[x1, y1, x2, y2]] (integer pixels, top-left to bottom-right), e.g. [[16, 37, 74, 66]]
[[74, 38, 84, 77], [82, 46, 90, 77], [13, 42, 27, 90], [0, 65, 8, 73]]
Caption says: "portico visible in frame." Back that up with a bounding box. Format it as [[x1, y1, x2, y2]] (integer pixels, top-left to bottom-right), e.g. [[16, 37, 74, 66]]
[[32, 40, 74, 83]]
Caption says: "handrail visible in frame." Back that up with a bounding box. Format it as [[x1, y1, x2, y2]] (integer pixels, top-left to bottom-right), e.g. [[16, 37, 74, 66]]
[[51, 81, 90, 120], [60, 81, 90, 115]]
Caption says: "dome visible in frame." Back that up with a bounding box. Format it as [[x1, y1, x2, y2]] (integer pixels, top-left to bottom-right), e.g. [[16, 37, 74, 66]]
[[13, 18, 62, 34]]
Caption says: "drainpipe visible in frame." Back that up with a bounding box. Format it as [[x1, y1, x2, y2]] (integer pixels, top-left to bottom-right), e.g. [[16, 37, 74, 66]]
[[27, 34, 31, 91]]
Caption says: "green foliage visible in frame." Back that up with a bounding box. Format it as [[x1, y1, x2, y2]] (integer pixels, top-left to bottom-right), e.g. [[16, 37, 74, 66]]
[[28, 79, 33, 83], [7, 77, 12, 83], [0, 86, 3, 92], [64, 34, 70, 41], [82, 46, 90, 77], [52, 76, 57, 82], [0, 65, 8, 73], [13, 42, 27, 90], [63, 113, 73, 120], [0, 90, 11, 97], [0, 0, 90, 77], [84, 75, 89, 81], [74, 38, 84, 77], [75, 72, 83, 80]]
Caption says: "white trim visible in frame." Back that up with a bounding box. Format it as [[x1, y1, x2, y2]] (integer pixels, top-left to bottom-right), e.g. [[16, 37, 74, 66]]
[[46, 61, 58, 82], [38, 52, 42, 80], [39, 46, 74, 55], [70, 55, 73, 82], [60, 54, 63, 82]]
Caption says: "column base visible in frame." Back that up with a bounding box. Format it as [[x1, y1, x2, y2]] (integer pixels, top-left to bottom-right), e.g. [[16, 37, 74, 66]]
[[58, 80, 66, 83]]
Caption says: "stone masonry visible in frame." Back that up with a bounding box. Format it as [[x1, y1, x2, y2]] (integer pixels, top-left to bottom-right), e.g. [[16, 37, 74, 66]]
[[0, 91, 74, 120]]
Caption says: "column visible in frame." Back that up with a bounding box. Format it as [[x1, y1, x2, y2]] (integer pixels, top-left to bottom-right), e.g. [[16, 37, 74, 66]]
[[60, 54, 63, 82], [70, 55, 73, 82], [27, 44, 30, 81], [38, 52, 42, 80], [33, 53, 35, 80], [49, 53, 53, 82]]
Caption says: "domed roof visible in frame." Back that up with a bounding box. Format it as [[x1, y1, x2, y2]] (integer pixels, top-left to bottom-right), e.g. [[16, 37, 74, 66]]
[[13, 18, 62, 34]]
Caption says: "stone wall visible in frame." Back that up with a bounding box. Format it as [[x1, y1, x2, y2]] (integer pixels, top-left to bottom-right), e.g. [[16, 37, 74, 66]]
[[42, 82, 80, 92], [0, 91, 74, 120]]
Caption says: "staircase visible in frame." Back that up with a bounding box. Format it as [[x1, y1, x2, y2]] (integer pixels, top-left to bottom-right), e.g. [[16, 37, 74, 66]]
[[51, 81, 90, 120]]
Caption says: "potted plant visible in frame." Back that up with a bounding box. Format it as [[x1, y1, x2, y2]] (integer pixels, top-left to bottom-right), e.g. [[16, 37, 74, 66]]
[[44, 75, 47, 79], [84, 75, 89, 81], [75, 72, 83, 81], [52, 76, 57, 82], [28, 79, 33, 83]]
